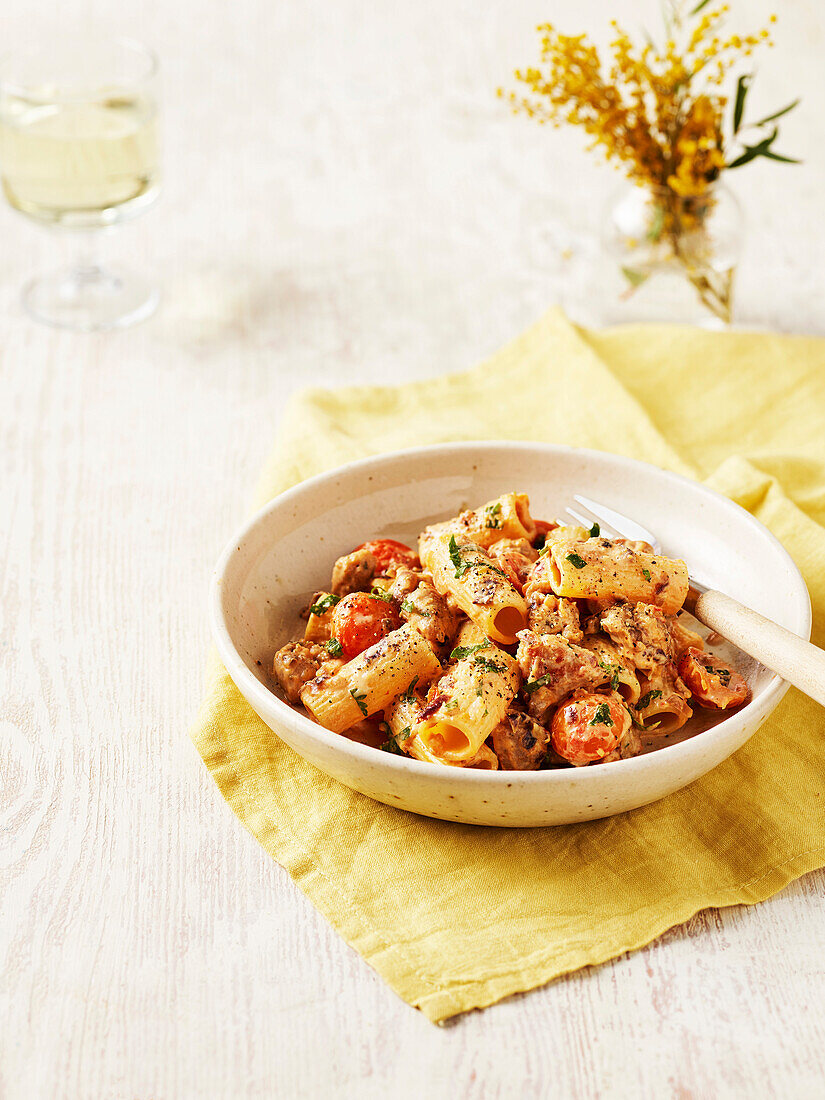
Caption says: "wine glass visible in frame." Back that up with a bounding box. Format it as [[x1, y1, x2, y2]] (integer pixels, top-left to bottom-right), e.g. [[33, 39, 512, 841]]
[[0, 36, 161, 331]]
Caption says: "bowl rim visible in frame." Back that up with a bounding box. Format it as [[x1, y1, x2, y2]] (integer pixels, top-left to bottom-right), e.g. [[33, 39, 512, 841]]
[[210, 441, 811, 784]]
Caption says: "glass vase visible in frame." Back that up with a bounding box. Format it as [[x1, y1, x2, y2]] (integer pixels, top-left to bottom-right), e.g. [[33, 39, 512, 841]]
[[597, 181, 744, 328]]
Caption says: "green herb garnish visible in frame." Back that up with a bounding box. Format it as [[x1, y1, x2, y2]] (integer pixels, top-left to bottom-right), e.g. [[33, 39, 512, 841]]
[[326, 637, 343, 657], [484, 502, 503, 529], [524, 672, 554, 694], [706, 664, 732, 686], [448, 534, 470, 578], [450, 642, 488, 661], [399, 725, 413, 742], [637, 689, 663, 711], [370, 587, 393, 603], [598, 658, 621, 692], [381, 738, 404, 755], [474, 656, 506, 675], [400, 676, 420, 702], [566, 551, 587, 570], [349, 688, 369, 717], [309, 593, 340, 616], [589, 522, 600, 538], [589, 702, 614, 727], [642, 568, 652, 582], [400, 598, 417, 615]]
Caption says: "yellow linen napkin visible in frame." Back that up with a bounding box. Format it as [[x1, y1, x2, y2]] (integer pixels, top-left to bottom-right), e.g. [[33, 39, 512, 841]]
[[192, 308, 825, 1023]]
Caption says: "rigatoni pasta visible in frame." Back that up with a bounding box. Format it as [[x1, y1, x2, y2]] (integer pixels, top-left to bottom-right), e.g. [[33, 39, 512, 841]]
[[421, 533, 528, 644], [270, 491, 749, 772], [301, 623, 441, 733]]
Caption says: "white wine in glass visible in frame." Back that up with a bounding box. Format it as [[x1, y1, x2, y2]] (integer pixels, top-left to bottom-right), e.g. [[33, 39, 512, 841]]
[[0, 37, 161, 330]]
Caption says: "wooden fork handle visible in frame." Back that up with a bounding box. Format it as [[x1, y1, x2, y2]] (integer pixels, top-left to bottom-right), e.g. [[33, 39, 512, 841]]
[[690, 589, 825, 708]]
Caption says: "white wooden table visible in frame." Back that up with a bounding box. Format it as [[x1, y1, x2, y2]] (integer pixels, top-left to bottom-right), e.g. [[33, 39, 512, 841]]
[[3, 1, 825, 1096]]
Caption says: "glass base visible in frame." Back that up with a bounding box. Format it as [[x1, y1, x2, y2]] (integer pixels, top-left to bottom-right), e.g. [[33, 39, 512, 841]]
[[23, 263, 159, 331]]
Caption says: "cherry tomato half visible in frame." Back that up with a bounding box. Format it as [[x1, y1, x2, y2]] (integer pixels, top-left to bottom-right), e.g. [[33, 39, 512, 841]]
[[355, 539, 418, 576], [551, 693, 627, 767], [678, 647, 749, 711], [331, 592, 401, 658]]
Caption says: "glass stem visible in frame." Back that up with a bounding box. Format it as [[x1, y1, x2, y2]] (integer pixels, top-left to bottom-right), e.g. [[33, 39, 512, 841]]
[[69, 229, 106, 285]]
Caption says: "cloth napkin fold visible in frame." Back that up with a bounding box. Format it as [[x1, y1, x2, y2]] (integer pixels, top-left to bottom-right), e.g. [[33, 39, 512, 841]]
[[192, 307, 825, 1023]]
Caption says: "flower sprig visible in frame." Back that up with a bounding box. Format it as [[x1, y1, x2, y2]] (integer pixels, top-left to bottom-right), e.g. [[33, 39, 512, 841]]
[[499, 2, 800, 198]]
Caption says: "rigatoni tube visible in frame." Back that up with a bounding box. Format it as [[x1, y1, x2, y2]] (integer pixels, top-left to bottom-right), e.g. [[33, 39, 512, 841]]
[[421, 533, 528, 644], [301, 623, 441, 733], [544, 538, 689, 616]]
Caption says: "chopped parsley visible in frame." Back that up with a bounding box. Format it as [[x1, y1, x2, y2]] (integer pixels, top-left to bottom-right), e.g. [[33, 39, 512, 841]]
[[400, 598, 417, 616], [524, 672, 554, 694], [589, 522, 600, 538], [589, 702, 614, 727], [400, 676, 420, 702], [443, 700, 458, 712], [399, 725, 413, 742], [449, 535, 471, 578], [370, 587, 393, 603], [706, 663, 732, 686], [637, 689, 663, 711], [380, 738, 404, 755], [474, 656, 506, 675], [309, 593, 340, 616], [598, 658, 621, 692], [450, 642, 488, 661], [642, 568, 652, 582], [349, 688, 369, 717], [448, 534, 507, 581], [566, 551, 587, 570], [484, 502, 503, 529], [325, 637, 343, 657]]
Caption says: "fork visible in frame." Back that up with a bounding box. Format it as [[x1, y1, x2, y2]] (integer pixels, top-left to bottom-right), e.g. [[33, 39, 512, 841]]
[[566, 494, 825, 709]]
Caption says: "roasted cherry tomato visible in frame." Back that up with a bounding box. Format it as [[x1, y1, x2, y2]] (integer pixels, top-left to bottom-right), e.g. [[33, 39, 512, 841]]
[[355, 538, 419, 576], [551, 693, 627, 767], [678, 647, 749, 711], [331, 592, 401, 658]]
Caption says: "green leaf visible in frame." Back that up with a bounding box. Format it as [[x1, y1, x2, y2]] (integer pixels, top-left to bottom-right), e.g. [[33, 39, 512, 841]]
[[726, 127, 777, 169], [589, 701, 614, 728], [349, 688, 369, 717], [621, 266, 649, 288], [524, 672, 554, 695], [309, 592, 340, 616], [566, 551, 587, 569], [646, 204, 665, 243], [370, 587, 393, 603], [450, 642, 488, 661], [753, 98, 800, 128], [760, 150, 801, 164], [588, 522, 600, 538], [637, 689, 663, 711], [727, 126, 799, 169], [732, 73, 752, 135], [325, 637, 343, 657]]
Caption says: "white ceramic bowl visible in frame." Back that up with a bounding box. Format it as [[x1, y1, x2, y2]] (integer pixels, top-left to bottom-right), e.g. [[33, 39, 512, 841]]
[[210, 443, 810, 827]]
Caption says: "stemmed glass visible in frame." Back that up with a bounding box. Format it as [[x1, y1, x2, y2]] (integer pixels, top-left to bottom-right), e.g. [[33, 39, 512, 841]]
[[0, 37, 161, 331]]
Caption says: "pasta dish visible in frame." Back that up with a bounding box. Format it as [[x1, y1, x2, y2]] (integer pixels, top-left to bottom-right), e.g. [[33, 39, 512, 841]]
[[272, 493, 748, 770]]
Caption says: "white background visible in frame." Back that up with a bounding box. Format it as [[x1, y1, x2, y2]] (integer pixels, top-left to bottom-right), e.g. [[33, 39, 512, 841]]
[[2, 1, 825, 1097]]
